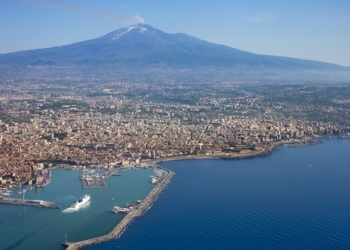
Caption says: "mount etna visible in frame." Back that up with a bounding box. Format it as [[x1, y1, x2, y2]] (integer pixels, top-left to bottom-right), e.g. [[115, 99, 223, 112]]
[[1, 24, 349, 81]]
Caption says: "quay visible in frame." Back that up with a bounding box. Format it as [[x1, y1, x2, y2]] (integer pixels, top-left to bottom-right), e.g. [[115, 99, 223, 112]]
[[63, 165, 175, 249], [82, 179, 107, 189], [80, 169, 120, 189], [0, 197, 59, 209]]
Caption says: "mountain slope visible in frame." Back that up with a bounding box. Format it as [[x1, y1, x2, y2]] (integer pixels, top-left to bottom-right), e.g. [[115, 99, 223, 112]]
[[0, 24, 348, 77]]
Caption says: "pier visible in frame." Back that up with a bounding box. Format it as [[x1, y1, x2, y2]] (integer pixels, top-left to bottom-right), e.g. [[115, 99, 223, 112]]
[[81, 179, 108, 189], [0, 197, 58, 209], [64, 166, 175, 249], [80, 169, 120, 189]]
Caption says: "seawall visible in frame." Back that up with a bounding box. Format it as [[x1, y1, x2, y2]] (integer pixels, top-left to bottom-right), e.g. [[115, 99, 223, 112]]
[[64, 166, 175, 249]]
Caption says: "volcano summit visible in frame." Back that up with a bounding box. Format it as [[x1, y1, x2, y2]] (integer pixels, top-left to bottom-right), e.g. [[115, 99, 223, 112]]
[[1, 24, 349, 81]]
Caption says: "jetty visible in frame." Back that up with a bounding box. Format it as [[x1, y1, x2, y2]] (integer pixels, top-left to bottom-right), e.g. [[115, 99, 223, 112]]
[[80, 169, 120, 189], [0, 197, 59, 209], [81, 179, 107, 189], [63, 166, 175, 249]]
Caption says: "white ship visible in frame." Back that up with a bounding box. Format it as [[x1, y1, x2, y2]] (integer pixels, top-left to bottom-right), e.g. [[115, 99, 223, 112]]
[[70, 194, 90, 208]]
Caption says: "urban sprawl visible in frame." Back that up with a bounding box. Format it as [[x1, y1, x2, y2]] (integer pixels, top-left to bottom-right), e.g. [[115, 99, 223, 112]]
[[1, 79, 349, 188]]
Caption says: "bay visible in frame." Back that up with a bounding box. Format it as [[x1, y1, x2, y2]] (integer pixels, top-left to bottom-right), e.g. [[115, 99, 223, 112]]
[[86, 139, 350, 250], [0, 168, 155, 250]]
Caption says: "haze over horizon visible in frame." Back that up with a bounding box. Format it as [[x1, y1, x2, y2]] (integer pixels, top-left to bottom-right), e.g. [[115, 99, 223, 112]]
[[1, 0, 349, 66]]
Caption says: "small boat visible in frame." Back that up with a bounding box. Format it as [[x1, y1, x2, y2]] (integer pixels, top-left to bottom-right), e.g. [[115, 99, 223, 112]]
[[151, 177, 157, 184], [109, 206, 131, 214]]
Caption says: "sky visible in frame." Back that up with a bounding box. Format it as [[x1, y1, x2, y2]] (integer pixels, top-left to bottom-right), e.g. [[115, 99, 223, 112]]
[[0, 0, 349, 66]]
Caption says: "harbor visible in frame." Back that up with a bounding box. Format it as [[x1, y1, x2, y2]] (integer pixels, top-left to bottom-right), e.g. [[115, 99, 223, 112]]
[[80, 164, 157, 189], [63, 165, 175, 249], [0, 168, 156, 250]]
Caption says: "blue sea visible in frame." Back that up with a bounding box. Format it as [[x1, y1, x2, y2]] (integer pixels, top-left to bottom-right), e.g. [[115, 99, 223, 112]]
[[0, 168, 155, 250], [86, 139, 350, 250]]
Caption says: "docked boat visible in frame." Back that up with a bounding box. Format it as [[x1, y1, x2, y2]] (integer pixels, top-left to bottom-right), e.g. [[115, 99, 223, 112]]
[[109, 206, 131, 214], [151, 177, 158, 184], [70, 194, 90, 208]]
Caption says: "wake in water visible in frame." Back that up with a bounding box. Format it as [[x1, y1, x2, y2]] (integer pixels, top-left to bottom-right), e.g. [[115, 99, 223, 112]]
[[62, 201, 91, 213]]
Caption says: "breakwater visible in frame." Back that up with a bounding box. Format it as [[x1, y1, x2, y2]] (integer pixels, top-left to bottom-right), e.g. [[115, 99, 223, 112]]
[[64, 166, 175, 249], [0, 197, 58, 209]]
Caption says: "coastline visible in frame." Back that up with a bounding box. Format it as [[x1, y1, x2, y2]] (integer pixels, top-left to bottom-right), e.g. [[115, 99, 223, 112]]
[[63, 138, 318, 249], [154, 138, 318, 164]]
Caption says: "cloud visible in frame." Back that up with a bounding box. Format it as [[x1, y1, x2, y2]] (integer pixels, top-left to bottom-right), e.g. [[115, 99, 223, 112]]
[[246, 11, 279, 23], [7, 0, 145, 25]]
